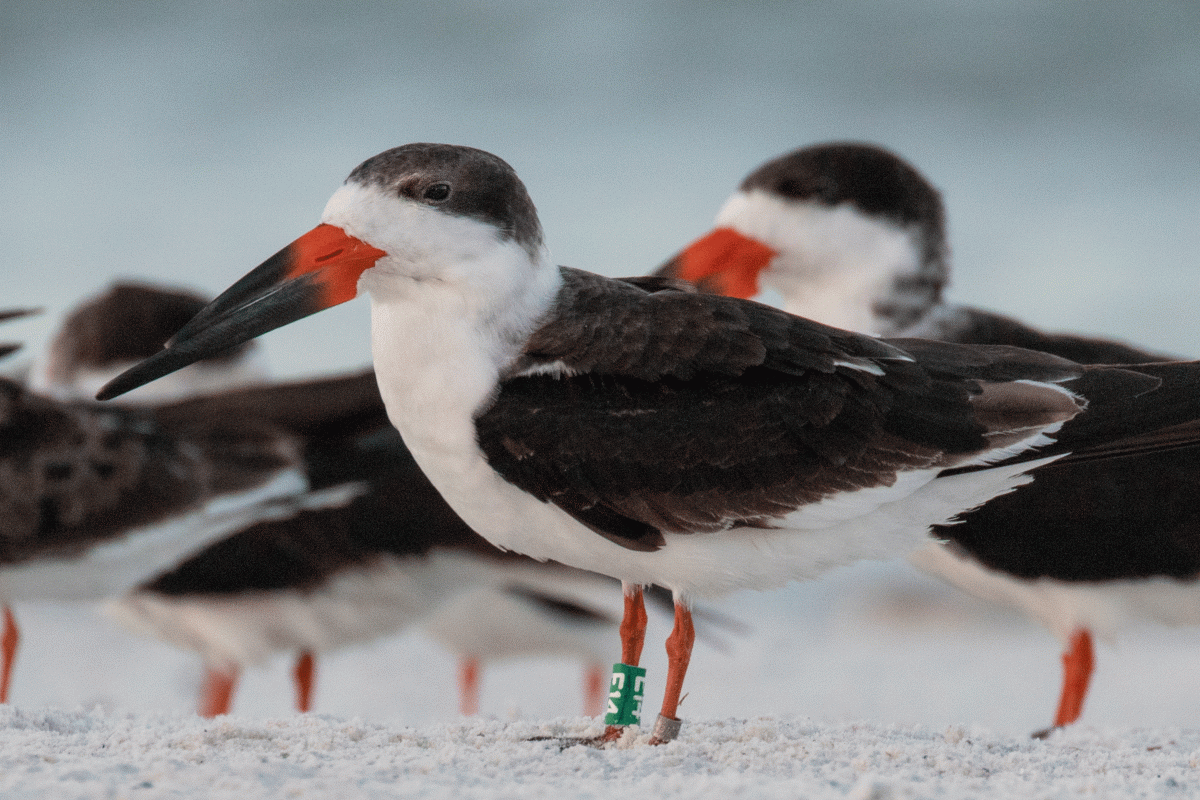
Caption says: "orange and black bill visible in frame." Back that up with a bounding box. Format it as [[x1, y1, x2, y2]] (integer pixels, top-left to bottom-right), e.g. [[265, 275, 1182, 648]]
[[654, 227, 776, 300], [96, 224, 384, 401]]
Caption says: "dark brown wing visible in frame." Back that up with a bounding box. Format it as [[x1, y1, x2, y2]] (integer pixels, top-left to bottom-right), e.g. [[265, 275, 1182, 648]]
[[142, 421, 509, 596], [510, 268, 916, 381], [932, 358, 1200, 474], [920, 305, 1178, 364], [159, 369, 387, 440], [937, 433, 1200, 581], [0, 377, 300, 564], [927, 363, 1200, 581], [908, 308, 1200, 582], [478, 269, 1088, 551]]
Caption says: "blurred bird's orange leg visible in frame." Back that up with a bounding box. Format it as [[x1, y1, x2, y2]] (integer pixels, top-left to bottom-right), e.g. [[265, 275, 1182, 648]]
[[293, 650, 316, 712], [649, 601, 694, 744], [600, 584, 647, 742], [1, 606, 18, 703], [1033, 628, 1095, 738], [584, 663, 605, 717], [459, 656, 481, 716], [1054, 629, 1095, 727], [199, 667, 239, 717]]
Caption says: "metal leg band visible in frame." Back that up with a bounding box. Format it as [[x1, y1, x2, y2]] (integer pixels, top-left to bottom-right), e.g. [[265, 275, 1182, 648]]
[[651, 714, 682, 742]]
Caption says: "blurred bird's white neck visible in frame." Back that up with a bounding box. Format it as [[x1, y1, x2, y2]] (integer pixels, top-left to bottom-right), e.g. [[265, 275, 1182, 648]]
[[717, 190, 926, 336]]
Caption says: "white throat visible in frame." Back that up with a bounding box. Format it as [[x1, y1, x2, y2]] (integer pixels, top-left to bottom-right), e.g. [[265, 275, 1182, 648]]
[[322, 181, 566, 543], [716, 189, 925, 336]]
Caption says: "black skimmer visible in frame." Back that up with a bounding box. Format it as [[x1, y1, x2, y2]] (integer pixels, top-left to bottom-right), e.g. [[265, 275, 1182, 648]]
[[97, 143, 1200, 744], [28, 280, 349, 713], [0, 323, 309, 706], [655, 140, 1193, 735], [41, 285, 645, 718], [25, 280, 316, 714]]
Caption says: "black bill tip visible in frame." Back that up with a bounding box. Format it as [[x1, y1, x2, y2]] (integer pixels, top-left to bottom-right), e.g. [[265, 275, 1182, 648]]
[[96, 271, 323, 401], [95, 344, 210, 400]]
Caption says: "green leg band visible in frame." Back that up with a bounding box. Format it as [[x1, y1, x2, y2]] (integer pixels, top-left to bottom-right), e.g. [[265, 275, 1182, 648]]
[[603, 663, 646, 726]]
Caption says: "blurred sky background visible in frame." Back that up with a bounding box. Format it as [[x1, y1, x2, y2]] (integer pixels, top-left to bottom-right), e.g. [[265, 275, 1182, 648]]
[[3, 0, 1199, 377], [5, 2, 1200, 735]]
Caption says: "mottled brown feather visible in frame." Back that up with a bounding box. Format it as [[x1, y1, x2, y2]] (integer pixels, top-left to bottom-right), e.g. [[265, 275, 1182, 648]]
[[0, 376, 300, 564], [0, 367, 396, 567]]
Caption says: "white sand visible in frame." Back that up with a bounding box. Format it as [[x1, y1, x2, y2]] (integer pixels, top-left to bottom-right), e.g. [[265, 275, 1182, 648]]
[[5, 561, 1200, 798]]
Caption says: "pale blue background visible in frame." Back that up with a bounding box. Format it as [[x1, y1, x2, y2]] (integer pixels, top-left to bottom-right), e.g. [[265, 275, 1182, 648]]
[[5, 2, 1200, 734], [4, 1, 1199, 377]]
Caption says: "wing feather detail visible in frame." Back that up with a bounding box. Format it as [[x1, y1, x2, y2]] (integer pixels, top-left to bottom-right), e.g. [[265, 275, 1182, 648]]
[[479, 269, 1096, 550]]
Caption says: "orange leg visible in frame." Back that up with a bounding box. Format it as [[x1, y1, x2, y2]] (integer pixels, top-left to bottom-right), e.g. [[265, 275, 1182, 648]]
[[583, 663, 605, 717], [600, 583, 648, 742], [1, 606, 19, 703], [459, 656, 481, 716], [293, 650, 317, 713], [1052, 628, 1095, 728], [199, 667, 239, 717], [619, 584, 648, 665], [649, 601, 695, 744]]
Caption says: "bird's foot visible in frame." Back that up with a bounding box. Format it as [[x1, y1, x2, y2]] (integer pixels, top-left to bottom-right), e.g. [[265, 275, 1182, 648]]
[[527, 725, 635, 749], [1031, 725, 1061, 740], [647, 714, 682, 745]]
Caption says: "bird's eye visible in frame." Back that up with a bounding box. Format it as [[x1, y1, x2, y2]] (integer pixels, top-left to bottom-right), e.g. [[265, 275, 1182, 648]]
[[422, 183, 451, 203]]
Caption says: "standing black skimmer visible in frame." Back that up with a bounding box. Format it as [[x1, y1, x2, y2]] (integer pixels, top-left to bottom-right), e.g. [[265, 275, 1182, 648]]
[[97, 142, 1200, 744], [39, 285, 643, 718], [26, 280, 321, 714], [26, 280, 323, 714], [656, 141, 1193, 735], [0, 322, 308, 705]]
